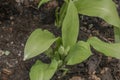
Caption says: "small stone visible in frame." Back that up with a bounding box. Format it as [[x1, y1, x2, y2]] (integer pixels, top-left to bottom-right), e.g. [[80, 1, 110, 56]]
[[89, 74, 101, 80], [1, 35, 3, 38], [10, 41, 14, 45], [6, 59, 18, 67], [10, 16, 14, 20], [0, 50, 4, 56], [21, 43, 24, 46], [4, 51, 10, 56], [70, 76, 84, 80], [80, 27, 87, 31], [100, 67, 109, 74], [2, 68, 12, 76], [89, 24, 94, 28], [18, 53, 21, 56], [11, 21, 14, 25], [92, 30, 99, 36]]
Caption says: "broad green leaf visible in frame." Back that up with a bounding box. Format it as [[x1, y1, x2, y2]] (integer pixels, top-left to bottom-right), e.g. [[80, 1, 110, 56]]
[[24, 29, 57, 60], [30, 60, 48, 80], [38, 0, 50, 8], [74, 0, 120, 42], [44, 59, 58, 80], [74, 0, 120, 28], [62, 0, 79, 49], [65, 41, 92, 65], [88, 37, 120, 59], [30, 59, 58, 80]]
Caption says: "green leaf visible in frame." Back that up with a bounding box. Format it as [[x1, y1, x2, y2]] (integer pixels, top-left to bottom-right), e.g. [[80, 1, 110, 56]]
[[55, 2, 68, 27], [44, 47, 53, 58], [62, 0, 79, 49], [54, 37, 62, 51], [24, 29, 57, 60], [64, 0, 69, 3], [114, 27, 120, 43], [65, 41, 91, 65], [38, 0, 50, 8], [30, 60, 48, 80], [30, 59, 58, 80], [58, 45, 65, 55], [74, 0, 120, 28], [88, 37, 120, 59], [44, 59, 58, 80]]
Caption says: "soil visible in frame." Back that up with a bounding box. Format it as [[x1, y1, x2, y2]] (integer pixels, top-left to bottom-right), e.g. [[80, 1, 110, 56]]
[[0, 0, 120, 80]]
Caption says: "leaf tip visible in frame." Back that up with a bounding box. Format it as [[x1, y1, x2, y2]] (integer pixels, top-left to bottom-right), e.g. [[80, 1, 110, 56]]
[[23, 55, 28, 61]]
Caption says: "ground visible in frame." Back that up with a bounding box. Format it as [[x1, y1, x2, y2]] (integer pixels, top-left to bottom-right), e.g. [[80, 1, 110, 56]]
[[0, 0, 120, 80]]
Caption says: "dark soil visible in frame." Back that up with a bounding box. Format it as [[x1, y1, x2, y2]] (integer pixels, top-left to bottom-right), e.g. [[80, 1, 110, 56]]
[[0, 0, 120, 80]]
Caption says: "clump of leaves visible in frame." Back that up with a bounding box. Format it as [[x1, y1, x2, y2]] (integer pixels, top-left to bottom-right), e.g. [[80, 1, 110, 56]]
[[24, 0, 120, 80]]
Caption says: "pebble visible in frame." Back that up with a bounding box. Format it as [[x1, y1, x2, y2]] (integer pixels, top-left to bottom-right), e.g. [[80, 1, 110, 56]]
[[0, 35, 3, 38], [4, 51, 10, 56], [21, 43, 24, 46], [0, 50, 5, 56], [100, 67, 109, 74], [2, 68, 12, 76], [89, 24, 94, 28], [89, 74, 101, 80], [10, 41, 14, 45], [11, 21, 14, 25], [6, 59, 18, 68], [10, 16, 14, 20], [69, 76, 85, 80]]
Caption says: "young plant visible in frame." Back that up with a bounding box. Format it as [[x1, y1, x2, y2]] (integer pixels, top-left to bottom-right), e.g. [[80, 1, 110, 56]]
[[24, 0, 120, 80]]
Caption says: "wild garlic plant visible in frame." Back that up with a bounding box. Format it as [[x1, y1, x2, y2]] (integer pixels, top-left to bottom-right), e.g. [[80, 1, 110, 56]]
[[24, 0, 120, 80]]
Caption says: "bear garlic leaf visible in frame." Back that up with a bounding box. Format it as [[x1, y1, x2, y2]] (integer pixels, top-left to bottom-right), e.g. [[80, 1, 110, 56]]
[[74, 0, 120, 42], [24, 29, 58, 60], [65, 41, 92, 65], [74, 0, 120, 28], [44, 59, 58, 80], [38, 0, 50, 8], [62, 0, 79, 49], [88, 37, 120, 59], [30, 59, 58, 80]]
